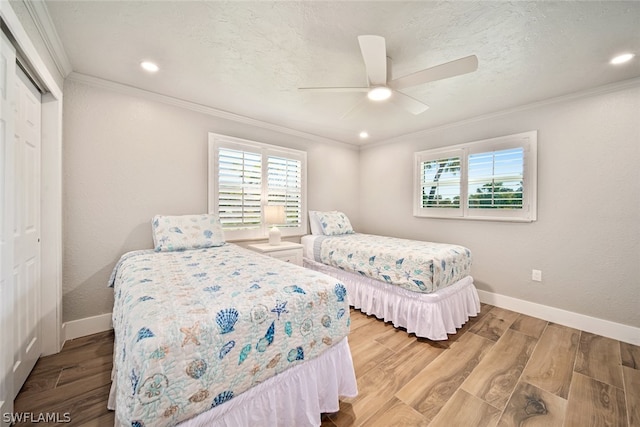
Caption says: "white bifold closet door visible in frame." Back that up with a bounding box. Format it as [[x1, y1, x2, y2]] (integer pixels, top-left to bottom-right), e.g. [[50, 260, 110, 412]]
[[12, 63, 42, 398], [0, 30, 43, 420], [1, 31, 17, 422]]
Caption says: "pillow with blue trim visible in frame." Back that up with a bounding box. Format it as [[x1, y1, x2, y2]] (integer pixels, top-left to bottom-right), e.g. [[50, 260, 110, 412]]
[[317, 211, 354, 236], [152, 214, 225, 252]]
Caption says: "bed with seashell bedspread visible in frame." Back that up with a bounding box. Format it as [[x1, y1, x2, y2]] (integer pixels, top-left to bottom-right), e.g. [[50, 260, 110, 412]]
[[311, 233, 473, 293], [107, 243, 356, 427], [302, 232, 480, 340]]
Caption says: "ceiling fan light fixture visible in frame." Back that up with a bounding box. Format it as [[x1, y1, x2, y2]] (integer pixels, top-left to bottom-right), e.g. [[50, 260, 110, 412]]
[[610, 53, 635, 65], [367, 86, 392, 101], [140, 61, 159, 72]]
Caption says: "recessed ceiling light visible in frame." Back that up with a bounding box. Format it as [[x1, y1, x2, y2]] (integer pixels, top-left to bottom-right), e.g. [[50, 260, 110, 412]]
[[367, 86, 392, 101], [610, 53, 635, 65], [359, 131, 369, 139], [140, 61, 159, 72]]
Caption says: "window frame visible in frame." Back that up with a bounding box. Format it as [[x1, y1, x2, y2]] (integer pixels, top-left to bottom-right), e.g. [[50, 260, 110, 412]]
[[208, 133, 308, 241], [414, 131, 537, 222]]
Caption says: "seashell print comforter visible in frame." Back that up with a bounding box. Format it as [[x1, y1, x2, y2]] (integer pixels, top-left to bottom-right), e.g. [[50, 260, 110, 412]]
[[313, 233, 472, 293], [109, 244, 350, 426]]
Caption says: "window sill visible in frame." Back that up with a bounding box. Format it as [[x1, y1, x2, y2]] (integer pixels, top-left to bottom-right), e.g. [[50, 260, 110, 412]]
[[414, 214, 535, 223]]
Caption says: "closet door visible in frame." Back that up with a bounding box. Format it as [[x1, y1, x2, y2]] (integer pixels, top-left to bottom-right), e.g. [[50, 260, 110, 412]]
[[0, 32, 17, 422], [12, 66, 42, 397]]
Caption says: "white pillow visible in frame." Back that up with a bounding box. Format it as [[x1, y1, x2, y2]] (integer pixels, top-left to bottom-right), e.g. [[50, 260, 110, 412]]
[[308, 210, 324, 235], [316, 211, 354, 236], [152, 214, 225, 252]]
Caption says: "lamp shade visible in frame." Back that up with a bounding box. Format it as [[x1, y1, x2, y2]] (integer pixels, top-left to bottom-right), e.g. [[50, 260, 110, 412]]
[[264, 205, 285, 225]]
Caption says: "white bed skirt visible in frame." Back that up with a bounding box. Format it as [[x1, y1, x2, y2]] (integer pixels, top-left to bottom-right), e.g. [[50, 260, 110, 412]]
[[109, 337, 357, 427], [304, 258, 480, 340]]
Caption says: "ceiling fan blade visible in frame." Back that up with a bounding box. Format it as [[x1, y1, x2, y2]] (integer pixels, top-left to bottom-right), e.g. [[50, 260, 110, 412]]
[[298, 87, 369, 93], [358, 35, 387, 86], [390, 91, 429, 115], [389, 55, 478, 90]]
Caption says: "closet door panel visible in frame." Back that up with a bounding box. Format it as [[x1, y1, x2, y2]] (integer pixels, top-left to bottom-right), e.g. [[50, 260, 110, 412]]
[[0, 31, 17, 423], [12, 66, 42, 398]]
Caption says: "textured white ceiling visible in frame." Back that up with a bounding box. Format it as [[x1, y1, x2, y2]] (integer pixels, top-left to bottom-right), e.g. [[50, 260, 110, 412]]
[[45, 1, 640, 145]]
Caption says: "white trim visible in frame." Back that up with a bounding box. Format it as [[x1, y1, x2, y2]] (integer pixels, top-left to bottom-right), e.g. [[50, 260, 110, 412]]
[[22, 0, 72, 78], [363, 76, 640, 150], [62, 313, 113, 342], [66, 72, 357, 151], [477, 290, 640, 346], [39, 95, 63, 355]]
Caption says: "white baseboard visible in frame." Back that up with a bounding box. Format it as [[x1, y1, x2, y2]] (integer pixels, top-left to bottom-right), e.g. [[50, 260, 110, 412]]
[[477, 290, 640, 346], [62, 312, 113, 343]]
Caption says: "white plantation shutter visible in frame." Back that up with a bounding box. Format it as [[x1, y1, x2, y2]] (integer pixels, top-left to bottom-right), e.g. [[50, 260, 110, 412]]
[[267, 155, 302, 228], [218, 148, 262, 230], [414, 148, 463, 218], [209, 134, 307, 240], [420, 155, 462, 209], [468, 147, 524, 210]]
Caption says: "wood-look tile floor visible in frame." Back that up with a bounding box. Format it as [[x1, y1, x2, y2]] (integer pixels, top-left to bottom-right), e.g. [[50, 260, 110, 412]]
[[13, 304, 640, 426]]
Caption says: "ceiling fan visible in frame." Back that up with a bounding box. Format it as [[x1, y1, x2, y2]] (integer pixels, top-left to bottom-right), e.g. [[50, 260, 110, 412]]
[[299, 35, 478, 117]]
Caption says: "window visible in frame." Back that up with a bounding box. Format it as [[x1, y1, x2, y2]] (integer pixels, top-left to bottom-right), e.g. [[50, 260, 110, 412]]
[[414, 131, 537, 222], [418, 151, 462, 210], [208, 133, 307, 240]]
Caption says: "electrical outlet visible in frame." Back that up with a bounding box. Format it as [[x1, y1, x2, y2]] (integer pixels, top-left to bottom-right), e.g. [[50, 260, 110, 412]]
[[532, 269, 542, 282]]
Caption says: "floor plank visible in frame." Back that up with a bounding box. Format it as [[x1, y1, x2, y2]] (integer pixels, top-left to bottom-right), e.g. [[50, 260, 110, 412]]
[[395, 331, 494, 422], [468, 306, 520, 342], [14, 370, 111, 414], [14, 360, 61, 396], [575, 331, 624, 389], [76, 410, 115, 427], [56, 353, 112, 387], [348, 308, 376, 332], [374, 324, 417, 353], [564, 372, 628, 427], [621, 342, 640, 370], [329, 339, 442, 427], [520, 323, 580, 399], [509, 313, 548, 339], [347, 335, 396, 379], [429, 389, 501, 427], [623, 366, 640, 427], [363, 397, 430, 427], [461, 328, 538, 410], [497, 380, 567, 427]]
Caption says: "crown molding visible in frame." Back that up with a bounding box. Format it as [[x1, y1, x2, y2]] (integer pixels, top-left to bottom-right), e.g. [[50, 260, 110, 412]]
[[66, 72, 358, 150], [362, 76, 640, 150], [23, 0, 72, 78], [1, 0, 62, 97]]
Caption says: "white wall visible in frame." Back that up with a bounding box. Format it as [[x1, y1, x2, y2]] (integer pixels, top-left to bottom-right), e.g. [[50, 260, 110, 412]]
[[62, 78, 360, 323], [358, 82, 640, 329]]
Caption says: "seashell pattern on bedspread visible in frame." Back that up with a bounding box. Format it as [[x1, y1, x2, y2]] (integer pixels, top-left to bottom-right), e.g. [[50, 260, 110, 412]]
[[109, 244, 350, 426], [313, 233, 472, 293]]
